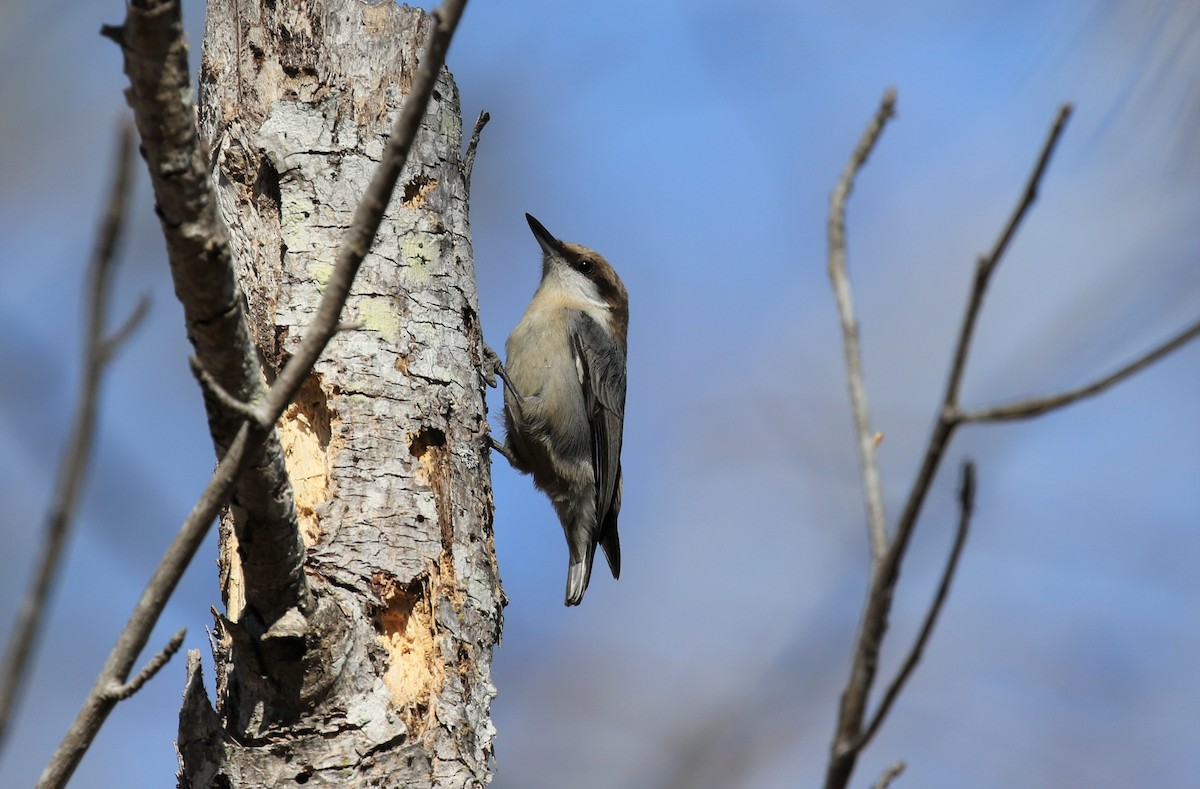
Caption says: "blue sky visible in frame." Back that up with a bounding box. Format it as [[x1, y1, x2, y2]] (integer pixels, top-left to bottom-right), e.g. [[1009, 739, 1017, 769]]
[[1, 1, 1197, 787]]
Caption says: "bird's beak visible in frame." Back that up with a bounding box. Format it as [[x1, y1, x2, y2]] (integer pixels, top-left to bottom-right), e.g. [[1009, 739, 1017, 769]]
[[526, 213, 565, 257]]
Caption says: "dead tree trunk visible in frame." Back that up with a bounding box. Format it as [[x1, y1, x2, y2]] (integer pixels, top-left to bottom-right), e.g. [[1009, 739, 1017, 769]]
[[178, 1, 502, 785]]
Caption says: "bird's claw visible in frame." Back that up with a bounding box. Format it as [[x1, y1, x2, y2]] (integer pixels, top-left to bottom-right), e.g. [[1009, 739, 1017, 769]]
[[482, 342, 523, 408]]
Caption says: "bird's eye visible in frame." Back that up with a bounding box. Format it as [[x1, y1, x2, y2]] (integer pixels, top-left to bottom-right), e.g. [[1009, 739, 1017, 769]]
[[575, 257, 594, 274]]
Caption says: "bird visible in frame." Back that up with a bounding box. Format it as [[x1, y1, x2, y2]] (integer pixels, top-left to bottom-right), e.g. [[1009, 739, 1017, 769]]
[[500, 213, 628, 606]]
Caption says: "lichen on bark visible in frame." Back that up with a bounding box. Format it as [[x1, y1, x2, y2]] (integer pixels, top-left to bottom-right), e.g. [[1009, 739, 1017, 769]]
[[180, 2, 501, 786]]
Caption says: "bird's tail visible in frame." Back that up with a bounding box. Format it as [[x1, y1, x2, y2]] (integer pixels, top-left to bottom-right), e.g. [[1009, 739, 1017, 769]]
[[564, 557, 593, 607], [599, 526, 620, 580]]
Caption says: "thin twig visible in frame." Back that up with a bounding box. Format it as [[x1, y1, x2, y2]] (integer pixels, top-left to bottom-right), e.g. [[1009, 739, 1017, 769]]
[[956, 318, 1200, 422], [824, 91, 1200, 789], [824, 104, 1073, 789], [463, 110, 490, 189], [943, 104, 1073, 410], [0, 124, 137, 754], [38, 421, 253, 789], [856, 461, 975, 751], [886, 102, 1072, 585], [103, 629, 186, 702], [38, 2, 471, 786], [188, 356, 262, 424], [828, 86, 897, 561], [870, 761, 906, 789], [98, 294, 151, 362]]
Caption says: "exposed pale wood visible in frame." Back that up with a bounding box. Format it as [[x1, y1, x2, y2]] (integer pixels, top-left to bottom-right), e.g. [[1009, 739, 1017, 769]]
[[178, 0, 501, 785]]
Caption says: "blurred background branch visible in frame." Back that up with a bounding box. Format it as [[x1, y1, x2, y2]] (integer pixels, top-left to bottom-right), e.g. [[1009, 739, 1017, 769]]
[[955, 316, 1200, 422], [0, 125, 145, 756], [827, 86, 896, 561], [824, 95, 1199, 788]]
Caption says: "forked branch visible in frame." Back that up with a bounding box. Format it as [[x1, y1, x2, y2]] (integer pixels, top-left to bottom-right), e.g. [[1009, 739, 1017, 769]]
[[943, 104, 1074, 411], [854, 461, 975, 752], [822, 95, 1198, 789], [826, 99, 1073, 789], [102, 629, 186, 702]]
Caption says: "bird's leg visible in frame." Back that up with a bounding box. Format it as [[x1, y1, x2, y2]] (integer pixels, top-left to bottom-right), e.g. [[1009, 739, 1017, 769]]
[[482, 342, 523, 409], [489, 436, 521, 467], [481, 342, 523, 469]]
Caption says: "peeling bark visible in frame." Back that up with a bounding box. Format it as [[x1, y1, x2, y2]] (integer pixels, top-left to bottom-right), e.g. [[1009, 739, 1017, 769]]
[[180, 2, 501, 785]]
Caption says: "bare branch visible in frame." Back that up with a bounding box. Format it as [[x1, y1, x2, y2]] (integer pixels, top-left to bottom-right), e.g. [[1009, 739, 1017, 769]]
[[98, 294, 151, 362], [38, 1, 471, 785], [0, 124, 136, 754], [187, 356, 262, 424], [825, 104, 1073, 789], [825, 99, 1193, 787], [879, 103, 1073, 625], [956, 318, 1200, 422], [943, 103, 1073, 410], [464, 109, 491, 189], [39, 420, 255, 789], [871, 761, 906, 789], [113, 0, 311, 630], [828, 86, 897, 561], [856, 461, 975, 752], [103, 629, 186, 702]]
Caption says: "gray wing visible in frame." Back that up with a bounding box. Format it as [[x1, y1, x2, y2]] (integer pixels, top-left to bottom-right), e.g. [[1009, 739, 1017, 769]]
[[570, 312, 626, 577]]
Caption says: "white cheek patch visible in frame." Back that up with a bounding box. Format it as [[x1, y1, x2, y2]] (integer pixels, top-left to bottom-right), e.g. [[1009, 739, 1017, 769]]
[[552, 267, 607, 313]]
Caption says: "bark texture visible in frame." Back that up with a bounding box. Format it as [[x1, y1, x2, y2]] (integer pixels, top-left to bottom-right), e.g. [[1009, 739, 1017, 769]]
[[179, 1, 501, 785]]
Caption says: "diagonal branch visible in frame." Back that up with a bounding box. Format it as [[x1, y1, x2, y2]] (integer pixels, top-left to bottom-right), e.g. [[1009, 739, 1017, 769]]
[[37, 1, 471, 786], [956, 317, 1200, 422], [885, 104, 1070, 604], [943, 104, 1074, 410], [103, 629, 186, 702], [187, 356, 263, 424], [828, 86, 897, 561], [39, 421, 255, 789], [112, 0, 309, 630], [0, 125, 138, 755], [855, 461, 975, 752]]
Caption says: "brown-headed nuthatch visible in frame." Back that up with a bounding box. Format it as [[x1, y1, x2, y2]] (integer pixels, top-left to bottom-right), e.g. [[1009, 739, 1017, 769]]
[[501, 214, 628, 606]]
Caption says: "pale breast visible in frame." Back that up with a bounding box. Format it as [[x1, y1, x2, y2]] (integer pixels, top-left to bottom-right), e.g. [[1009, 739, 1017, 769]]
[[505, 305, 590, 447]]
